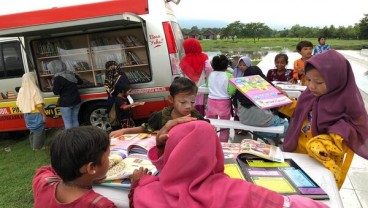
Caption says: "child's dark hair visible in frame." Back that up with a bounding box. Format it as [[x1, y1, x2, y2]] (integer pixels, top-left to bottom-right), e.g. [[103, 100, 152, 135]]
[[211, 55, 229, 71], [296, 41, 313, 51], [274, 53, 288, 65], [50, 126, 110, 182], [318, 36, 326, 42], [169, 77, 198, 97], [304, 63, 316, 74]]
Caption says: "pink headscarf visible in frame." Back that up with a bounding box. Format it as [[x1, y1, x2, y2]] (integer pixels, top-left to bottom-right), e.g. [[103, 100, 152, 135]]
[[133, 120, 284, 208], [179, 38, 209, 83], [283, 50, 368, 159]]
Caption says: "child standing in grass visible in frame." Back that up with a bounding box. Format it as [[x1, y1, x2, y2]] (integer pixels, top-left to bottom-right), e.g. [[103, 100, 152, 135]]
[[32, 126, 116, 208], [109, 77, 208, 138], [16, 72, 47, 151], [292, 41, 313, 85], [267, 53, 293, 82], [206, 55, 236, 142]]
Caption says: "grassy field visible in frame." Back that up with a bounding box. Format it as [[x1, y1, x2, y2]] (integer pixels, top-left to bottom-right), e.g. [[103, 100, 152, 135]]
[[0, 130, 55, 208], [199, 38, 367, 53]]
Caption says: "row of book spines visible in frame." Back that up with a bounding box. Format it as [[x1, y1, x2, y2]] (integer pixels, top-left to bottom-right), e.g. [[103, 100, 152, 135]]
[[39, 60, 90, 74], [35, 40, 72, 57], [124, 71, 150, 83], [0, 91, 17, 100], [90, 35, 143, 48]]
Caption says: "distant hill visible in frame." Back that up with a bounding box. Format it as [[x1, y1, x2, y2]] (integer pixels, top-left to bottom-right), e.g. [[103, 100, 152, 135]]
[[178, 18, 229, 29]]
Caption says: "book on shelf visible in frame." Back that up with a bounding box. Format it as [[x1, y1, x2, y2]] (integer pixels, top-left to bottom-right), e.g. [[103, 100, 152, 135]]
[[229, 75, 292, 110], [230, 157, 329, 200], [124, 71, 150, 83], [221, 139, 284, 162], [6, 91, 17, 99], [126, 51, 142, 65]]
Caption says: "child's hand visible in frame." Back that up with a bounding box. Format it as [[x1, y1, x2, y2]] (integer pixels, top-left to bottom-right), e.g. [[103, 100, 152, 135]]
[[130, 167, 151, 188], [155, 115, 197, 157], [109, 129, 125, 138], [275, 87, 287, 96], [288, 78, 297, 84]]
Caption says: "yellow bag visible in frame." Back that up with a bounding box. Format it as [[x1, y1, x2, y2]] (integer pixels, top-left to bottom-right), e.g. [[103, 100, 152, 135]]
[[306, 133, 353, 189]]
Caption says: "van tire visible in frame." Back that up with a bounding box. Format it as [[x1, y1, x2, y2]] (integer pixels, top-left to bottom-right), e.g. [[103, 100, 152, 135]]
[[81, 101, 111, 131]]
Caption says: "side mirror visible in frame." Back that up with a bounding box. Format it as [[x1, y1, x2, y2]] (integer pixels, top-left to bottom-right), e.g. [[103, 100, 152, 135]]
[[15, 87, 20, 93]]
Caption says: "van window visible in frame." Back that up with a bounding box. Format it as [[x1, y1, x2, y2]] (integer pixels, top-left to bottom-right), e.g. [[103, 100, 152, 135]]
[[171, 21, 185, 59], [0, 41, 25, 79], [31, 28, 150, 91]]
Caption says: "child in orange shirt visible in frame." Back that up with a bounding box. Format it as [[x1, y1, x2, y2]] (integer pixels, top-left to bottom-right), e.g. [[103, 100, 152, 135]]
[[292, 41, 313, 85]]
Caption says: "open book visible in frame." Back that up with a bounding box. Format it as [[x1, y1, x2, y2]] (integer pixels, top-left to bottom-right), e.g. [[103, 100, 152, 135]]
[[230, 75, 292, 109], [272, 81, 307, 91], [101, 134, 157, 186], [221, 139, 284, 162]]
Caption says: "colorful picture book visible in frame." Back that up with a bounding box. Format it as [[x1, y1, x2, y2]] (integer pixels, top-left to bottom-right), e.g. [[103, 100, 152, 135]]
[[233, 158, 329, 200], [101, 134, 157, 187], [229, 75, 292, 109], [221, 139, 284, 162]]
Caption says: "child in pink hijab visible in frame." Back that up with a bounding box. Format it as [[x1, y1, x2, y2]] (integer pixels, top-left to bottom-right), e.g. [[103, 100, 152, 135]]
[[129, 120, 329, 208], [280, 50, 368, 189], [179, 38, 213, 115]]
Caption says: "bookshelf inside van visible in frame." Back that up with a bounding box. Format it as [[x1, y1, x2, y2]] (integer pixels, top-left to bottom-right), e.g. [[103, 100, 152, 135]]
[[31, 28, 150, 92]]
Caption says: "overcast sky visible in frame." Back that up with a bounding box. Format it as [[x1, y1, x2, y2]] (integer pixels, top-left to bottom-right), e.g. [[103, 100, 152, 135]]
[[0, 0, 367, 29], [172, 0, 368, 29]]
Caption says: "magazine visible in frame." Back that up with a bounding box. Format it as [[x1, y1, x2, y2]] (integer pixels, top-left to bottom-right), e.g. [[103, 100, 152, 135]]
[[102, 134, 157, 183], [221, 139, 284, 162], [229, 75, 292, 109], [110, 133, 156, 157], [235, 158, 329, 200], [105, 153, 156, 181]]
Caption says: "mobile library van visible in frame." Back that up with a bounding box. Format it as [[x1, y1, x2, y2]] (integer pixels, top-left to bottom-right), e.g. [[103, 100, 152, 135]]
[[0, 0, 184, 132]]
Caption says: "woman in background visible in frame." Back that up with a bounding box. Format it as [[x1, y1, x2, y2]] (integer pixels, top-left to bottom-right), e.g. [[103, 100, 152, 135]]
[[49, 60, 83, 129], [16, 72, 47, 151], [179, 38, 213, 116]]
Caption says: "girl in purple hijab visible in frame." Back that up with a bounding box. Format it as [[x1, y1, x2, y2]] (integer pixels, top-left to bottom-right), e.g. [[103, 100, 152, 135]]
[[279, 50, 368, 189]]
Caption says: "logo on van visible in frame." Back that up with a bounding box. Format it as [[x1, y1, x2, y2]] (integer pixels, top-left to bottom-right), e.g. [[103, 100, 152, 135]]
[[0, 107, 11, 115], [149, 34, 163, 48], [45, 104, 61, 119]]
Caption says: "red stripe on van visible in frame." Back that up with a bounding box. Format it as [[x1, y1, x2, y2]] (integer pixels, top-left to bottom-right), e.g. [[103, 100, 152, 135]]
[[0, 0, 148, 30], [163, 22, 177, 54]]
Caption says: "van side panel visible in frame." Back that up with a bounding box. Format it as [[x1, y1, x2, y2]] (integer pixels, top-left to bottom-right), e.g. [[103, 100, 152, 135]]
[[0, 0, 148, 31]]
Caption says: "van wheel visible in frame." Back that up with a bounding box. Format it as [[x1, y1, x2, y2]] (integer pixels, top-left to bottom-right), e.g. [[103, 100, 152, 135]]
[[82, 101, 111, 131]]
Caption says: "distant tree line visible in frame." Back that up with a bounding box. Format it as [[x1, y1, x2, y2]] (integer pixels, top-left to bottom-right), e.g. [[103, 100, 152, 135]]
[[182, 14, 368, 42]]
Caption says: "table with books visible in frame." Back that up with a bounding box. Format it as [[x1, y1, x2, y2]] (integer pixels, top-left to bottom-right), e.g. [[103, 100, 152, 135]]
[[93, 137, 343, 208]]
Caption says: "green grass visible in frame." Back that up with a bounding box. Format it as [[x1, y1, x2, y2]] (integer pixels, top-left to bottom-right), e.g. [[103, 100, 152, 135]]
[[199, 38, 367, 53], [0, 131, 51, 208]]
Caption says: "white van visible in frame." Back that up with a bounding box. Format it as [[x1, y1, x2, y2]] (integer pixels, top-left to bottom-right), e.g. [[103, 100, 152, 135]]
[[0, 0, 184, 132]]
